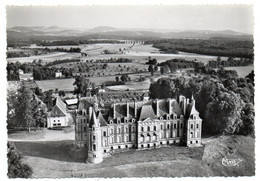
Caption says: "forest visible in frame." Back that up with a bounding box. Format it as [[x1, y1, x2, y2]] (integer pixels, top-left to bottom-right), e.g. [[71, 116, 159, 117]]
[[148, 38, 254, 59]]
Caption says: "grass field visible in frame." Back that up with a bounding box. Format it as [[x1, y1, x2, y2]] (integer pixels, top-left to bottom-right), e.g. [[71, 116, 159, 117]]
[[12, 135, 254, 178], [225, 65, 254, 78], [35, 78, 75, 92]]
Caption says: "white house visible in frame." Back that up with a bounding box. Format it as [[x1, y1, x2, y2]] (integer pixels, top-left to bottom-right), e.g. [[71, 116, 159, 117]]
[[47, 96, 69, 128], [55, 71, 62, 78]]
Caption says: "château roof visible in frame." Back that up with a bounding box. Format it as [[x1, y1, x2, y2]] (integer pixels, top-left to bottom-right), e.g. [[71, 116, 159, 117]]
[[139, 105, 157, 120]]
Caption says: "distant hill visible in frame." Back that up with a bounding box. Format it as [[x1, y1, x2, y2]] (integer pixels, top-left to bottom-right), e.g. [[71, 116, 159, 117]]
[[7, 26, 253, 42]]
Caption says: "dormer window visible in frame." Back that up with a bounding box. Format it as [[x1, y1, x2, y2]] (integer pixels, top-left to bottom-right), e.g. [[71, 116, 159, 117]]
[[82, 109, 86, 116], [117, 118, 121, 124], [180, 115, 184, 119], [110, 120, 113, 124], [132, 119, 135, 123], [124, 118, 128, 124], [160, 116, 163, 120], [167, 115, 170, 120]]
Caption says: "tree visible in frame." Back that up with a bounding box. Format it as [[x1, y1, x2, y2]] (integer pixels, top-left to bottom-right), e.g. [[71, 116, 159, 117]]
[[148, 65, 154, 75], [205, 91, 245, 134], [7, 142, 33, 178], [120, 74, 130, 82], [160, 65, 170, 74], [239, 103, 254, 136], [15, 86, 47, 131], [73, 76, 94, 96]]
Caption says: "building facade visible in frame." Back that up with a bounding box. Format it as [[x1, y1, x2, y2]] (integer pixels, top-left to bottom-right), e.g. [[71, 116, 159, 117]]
[[75, 95, 202, 163]]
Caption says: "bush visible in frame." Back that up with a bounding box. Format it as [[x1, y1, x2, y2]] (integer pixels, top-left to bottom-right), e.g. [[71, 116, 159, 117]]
[[7, 142, 33, 178]]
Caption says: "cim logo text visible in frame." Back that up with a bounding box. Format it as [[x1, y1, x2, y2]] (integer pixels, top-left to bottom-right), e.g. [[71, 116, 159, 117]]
[[222, 157, 243, 167]]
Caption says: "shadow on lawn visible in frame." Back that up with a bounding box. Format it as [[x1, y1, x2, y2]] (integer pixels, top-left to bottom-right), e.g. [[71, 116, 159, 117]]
[[13, 141, 87, 163]]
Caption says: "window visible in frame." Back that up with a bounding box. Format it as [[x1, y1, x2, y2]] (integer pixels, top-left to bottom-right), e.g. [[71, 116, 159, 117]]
[[53, 124, 56, 126], [148, 126, 150, 131], [84, 127, 86, 132], [191, 124, 193, 129], [103, 131, 106, 137], [161, 125, 163, 130], [118, 128, 121, 134], [141, 127, 144, 132], [167, 124, 170, 129], [174, 124, 176, 129], [181, 123, 183, 128], [154, 126, 156, 131], [111, 128, 113, 134], [93, 144, 96, 151], [197, 123, 199, 129], [58, 120, 60, 122], [129, 126, 132, 132], [93, 135, 95, 141], [125, 127, 128, 133], [53, 120, 56, 122]]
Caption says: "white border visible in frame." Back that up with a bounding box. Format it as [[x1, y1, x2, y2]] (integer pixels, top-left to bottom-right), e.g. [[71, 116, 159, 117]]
[[0, 0, 259, 181]]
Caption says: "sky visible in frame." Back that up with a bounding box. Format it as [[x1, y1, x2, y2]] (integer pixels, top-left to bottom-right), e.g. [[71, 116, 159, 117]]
[[6, 5, 254, 34]]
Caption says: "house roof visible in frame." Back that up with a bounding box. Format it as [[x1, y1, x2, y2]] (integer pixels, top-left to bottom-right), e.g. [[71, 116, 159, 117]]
[[65, 98, 78, 105], [49, 96, 67, 117]]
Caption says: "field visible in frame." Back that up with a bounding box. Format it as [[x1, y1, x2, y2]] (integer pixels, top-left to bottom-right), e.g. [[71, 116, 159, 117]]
[[7, 52, 81, 63], [225, 65, 254, 78], [12, 135, 254, 178], [35, 78, 75, 92], [7, 44, 227, 64]]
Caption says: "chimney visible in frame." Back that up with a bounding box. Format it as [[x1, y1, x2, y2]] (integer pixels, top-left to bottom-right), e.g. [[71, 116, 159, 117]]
[[89, 107, 93, 120], [156, 99, 160, 117], [168, 99, 172, 115], [134, 100, 137, 117], [113, 103, 116, 119], [126, 101, 129, 118]]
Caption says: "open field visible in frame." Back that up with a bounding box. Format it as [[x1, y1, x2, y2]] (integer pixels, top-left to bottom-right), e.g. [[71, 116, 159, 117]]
[[36, 78, 75, 92], [7, 44, 227, 64], [7, 52, 81, 63], [225, 65, 254, 78], [12, 135, 254, 178]]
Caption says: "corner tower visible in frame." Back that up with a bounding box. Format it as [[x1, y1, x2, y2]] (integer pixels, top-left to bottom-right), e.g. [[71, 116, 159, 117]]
[[185, 95, 202, 147], [87, 107, 103, 163]]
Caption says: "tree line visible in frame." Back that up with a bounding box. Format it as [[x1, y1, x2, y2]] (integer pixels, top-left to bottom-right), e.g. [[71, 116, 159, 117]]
[[148, 38, 254, 59]]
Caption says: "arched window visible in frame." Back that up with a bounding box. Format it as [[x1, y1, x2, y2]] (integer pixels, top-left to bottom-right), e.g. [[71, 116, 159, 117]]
[[191, 124, 193, 129], [190, 132, 193, 138], [148, 126, 150, 131], [154, 126, 156, 131]]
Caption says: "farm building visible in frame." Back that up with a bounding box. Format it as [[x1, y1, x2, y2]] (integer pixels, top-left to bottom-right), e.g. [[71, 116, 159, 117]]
[[75, 95, 202, 163], [47, 96, 70, 128]]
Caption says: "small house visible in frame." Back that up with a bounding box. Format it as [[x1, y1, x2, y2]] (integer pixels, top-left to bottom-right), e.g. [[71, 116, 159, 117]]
[[47, 96, 69, 128]]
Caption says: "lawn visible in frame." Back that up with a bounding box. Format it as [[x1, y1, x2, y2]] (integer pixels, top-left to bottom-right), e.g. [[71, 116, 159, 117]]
[[35, 78, 75, 92], [14, 135, 254, 178]]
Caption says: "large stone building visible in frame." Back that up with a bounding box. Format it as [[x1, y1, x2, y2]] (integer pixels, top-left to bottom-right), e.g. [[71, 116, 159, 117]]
[[75, 95, 202, 163]]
